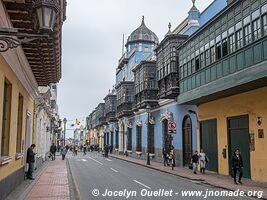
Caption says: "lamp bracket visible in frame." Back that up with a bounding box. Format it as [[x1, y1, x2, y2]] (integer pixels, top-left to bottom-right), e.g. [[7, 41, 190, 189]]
[[0, 27, 49, 52]]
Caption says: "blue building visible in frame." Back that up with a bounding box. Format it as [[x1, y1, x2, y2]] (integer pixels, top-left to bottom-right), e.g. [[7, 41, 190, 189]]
[[87, 0, 228, 167]]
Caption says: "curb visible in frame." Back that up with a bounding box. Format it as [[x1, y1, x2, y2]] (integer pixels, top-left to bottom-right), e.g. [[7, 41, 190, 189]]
[[109, 155, 204, 182], [110, 155, 267, 200], [66, 158, 81, 200]]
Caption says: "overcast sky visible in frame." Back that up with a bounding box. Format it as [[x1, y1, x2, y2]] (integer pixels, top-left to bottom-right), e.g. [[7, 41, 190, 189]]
[[58, 0, 214, 137]]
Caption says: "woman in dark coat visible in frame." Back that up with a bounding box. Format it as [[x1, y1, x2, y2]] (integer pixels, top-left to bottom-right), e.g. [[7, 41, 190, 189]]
[[232, 148, 243, 184]]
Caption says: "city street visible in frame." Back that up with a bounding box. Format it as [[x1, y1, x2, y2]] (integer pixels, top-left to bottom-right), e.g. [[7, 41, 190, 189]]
[[68, 152, 254, 200]]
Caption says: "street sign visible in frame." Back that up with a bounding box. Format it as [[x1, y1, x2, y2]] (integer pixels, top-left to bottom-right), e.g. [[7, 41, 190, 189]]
[[168, 120, 176, 134]]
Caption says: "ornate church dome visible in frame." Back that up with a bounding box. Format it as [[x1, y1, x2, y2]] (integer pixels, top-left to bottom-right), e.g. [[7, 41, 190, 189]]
[[126, 16, 159, 46]]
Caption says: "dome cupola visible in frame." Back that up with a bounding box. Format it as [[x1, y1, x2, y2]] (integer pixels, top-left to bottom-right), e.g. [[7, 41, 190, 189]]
[[126, 16, 159, 47]]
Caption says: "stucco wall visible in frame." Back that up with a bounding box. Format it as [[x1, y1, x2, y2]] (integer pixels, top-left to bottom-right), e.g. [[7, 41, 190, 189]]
[[198, 86, 267, 182], [0, 55, 34, 181]]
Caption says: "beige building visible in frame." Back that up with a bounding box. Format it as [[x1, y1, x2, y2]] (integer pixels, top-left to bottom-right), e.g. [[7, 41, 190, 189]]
[[0, 0, 66, 199]]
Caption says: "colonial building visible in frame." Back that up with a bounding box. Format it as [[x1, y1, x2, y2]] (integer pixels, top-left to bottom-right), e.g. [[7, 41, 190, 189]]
[[177, 0, 267, 182], [0, 0, 66, 199], [87, 0, 227, 167]]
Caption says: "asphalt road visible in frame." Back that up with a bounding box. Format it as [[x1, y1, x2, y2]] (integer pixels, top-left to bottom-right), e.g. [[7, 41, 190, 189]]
[[68, 152, 254, 200]]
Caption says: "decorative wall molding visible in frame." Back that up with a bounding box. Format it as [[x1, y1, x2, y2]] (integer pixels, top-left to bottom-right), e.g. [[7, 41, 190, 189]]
[[126, 120, 132, 128], [160, 110, 174, 122], [135, 119, 142, 127]]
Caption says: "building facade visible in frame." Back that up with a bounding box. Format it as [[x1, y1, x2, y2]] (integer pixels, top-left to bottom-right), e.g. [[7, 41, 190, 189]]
[[0, 0, 66, 199], [87, 0, 228, 167], [178, 0, 267, 181]]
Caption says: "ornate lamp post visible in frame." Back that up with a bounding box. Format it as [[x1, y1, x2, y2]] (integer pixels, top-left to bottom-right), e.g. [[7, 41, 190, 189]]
[[0, 0, 59, 52], [63, 118, 67, 146]]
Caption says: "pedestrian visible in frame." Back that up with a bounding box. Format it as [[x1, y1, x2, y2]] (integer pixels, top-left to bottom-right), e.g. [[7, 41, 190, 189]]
[[104, 145, 109, 158], [109, 145, 113, 154], [191, 150, 199, 174], [26, 144, 36, 180], [162, 148, 169, 166], [232, 148, 243, 184], [74, 146, 78, 156], [50, 143, 57, 160], [199, 149, 208, 174], [62, 146, 68, 160], [170, 145, 175, 167], [83, 144, 87, 155]]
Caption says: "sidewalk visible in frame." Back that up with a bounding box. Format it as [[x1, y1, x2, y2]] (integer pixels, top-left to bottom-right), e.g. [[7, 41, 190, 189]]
[[110, 154, 267, 199], [25, 159, 70, 200]]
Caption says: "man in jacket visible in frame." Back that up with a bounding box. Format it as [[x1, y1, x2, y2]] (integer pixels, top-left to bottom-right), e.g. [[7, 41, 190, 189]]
[[26, 144, 36, 180], [232, 148, 243, 184], [50, 143, 57, 160]]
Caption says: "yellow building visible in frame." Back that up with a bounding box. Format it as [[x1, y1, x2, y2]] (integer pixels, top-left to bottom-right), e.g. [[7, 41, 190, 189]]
[[197, 87, 267, 182], [177, 0, 267, 182], [0, 0, 66, 199]]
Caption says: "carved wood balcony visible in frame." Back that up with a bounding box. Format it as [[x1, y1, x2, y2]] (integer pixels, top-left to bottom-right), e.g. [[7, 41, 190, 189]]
[[133, 60, 158, 109], [116, 81, 134, 118]]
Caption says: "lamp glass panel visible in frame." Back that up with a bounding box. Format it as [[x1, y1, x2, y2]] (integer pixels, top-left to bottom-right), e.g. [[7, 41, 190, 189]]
[[50, 11, 56, 31], [44, 7, 53, 28], [37, 8, 43, 28]]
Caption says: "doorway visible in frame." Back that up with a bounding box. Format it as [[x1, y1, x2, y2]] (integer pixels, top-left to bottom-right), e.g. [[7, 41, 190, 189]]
[[182, 115, 192, 167], [200, 119, 218, 172], [228, 115, 251, 178]]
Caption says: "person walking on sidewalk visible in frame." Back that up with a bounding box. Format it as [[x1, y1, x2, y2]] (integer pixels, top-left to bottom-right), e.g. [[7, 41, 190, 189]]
[[62, 146, 68, 160], [191, 150, 199, 174], [26, 144, 36, 180], [83, 144, 87, 155], [199, 149, 208, 174], [104, 144, 109, 158], [162, 148, 169, 166], [50, 143, 57, 160], [232, 148, 243, 185]]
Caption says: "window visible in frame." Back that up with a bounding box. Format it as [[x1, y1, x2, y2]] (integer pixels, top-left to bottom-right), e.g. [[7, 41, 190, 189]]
[[205, 49, 210, 66], [16, 94, 23, 153], [127, 128, 132, 151], [229, 34, 235, 53], [253, 19, 261, 41], [200, 53, 205, 68], [195, 56, 200, 71], [191, 59, 195, 74], [136, 125, 142, 152], [115, 130, 119, 149], [187, 61, 191, 75], [1, 79, 12, 156], [184, 64, 187, 77], [210, 46, 215, 63], [244, 24, 252, 45], [180, 66, 184, 79], [147, 123, 154, 154], [263, 14, 267, 36], [222, 38, 228, 57], [236, 29, 243, 49], [215, 42, 222, 60]]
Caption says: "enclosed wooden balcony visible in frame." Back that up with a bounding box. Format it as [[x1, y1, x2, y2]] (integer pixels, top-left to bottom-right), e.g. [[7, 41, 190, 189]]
[[155, 34, 187, 99], [133, 60, 158, 109], [104, 92, 117, 122], [116, 81, 134, 118]]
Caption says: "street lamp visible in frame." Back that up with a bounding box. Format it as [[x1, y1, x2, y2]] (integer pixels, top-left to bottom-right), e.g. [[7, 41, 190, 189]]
[[63, 118, 67, 146], [0, 0, 59, 52], [34, 0, 59, 32]]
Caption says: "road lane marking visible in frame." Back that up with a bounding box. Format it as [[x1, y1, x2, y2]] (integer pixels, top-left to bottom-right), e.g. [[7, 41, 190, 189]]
[[133, 180, 151, 189], [110, 168, 118, 173], [105, 159, 112, 161], [81, 159, 87, 162], [88, 156, 103, 165]]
